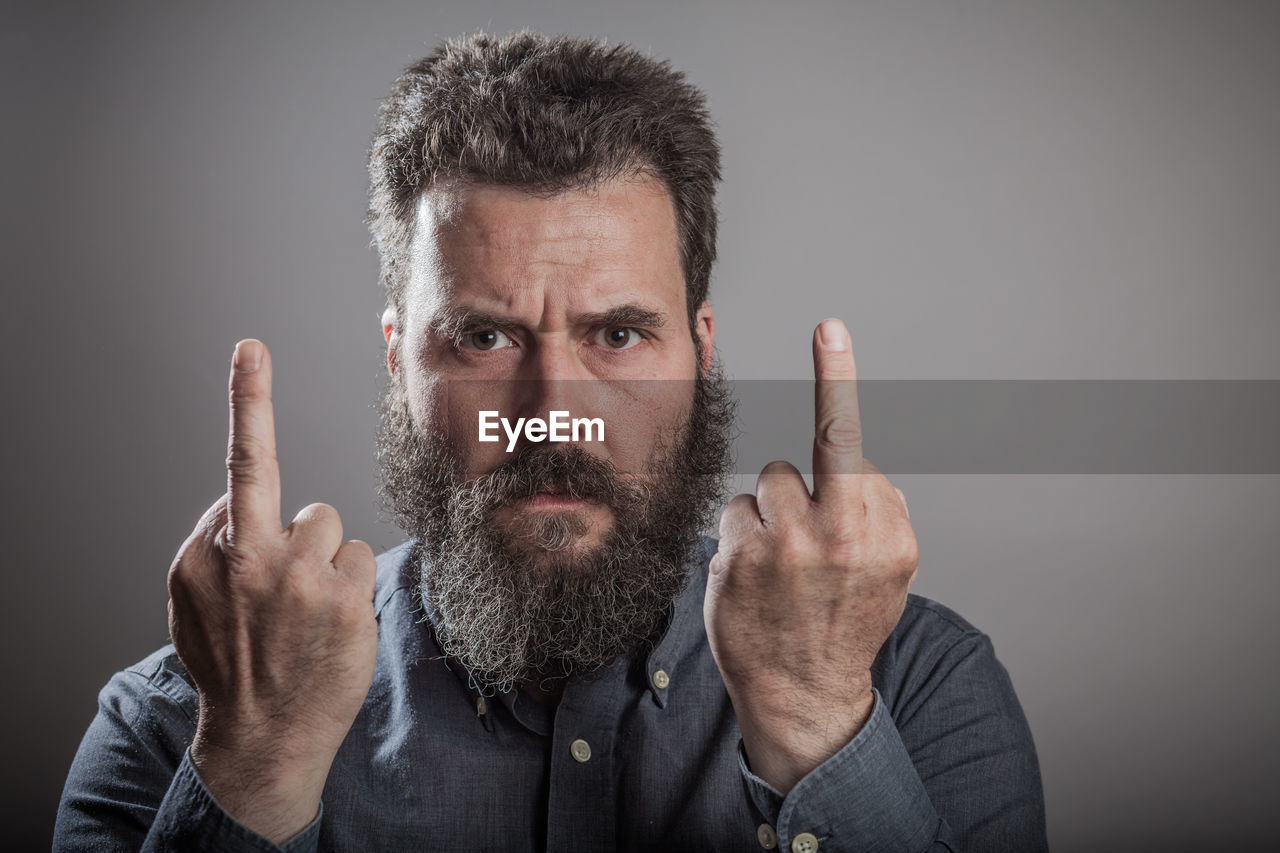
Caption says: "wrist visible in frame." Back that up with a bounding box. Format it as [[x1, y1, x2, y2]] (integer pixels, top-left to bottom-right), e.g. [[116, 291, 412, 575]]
[[193, 697, 349, 767], [190, 723, 334, 844], [732, 677, 875, 795]]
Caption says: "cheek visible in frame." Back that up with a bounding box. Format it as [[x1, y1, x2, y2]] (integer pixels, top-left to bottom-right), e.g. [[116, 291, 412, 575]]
[[602, 381, 695, 476], [403, 371, 472, 461], [402, 369, 439, 436], [447, 381, 516, 478]]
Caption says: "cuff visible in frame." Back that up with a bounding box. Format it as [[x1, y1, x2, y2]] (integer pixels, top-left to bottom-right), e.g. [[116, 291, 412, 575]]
[[738, 687, 940, 852], [142, 748, 323, 853]]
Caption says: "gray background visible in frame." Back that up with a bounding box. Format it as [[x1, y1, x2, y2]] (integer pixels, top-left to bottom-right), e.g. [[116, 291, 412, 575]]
[[4, 1, 1278, 849]]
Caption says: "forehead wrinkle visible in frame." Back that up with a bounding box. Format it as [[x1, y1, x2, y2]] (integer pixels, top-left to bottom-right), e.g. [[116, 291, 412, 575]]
[[407, 176, 684, 333], [436, 231, 662, 326], [454, 176, 676, 263], [450, 206, 636, 280]]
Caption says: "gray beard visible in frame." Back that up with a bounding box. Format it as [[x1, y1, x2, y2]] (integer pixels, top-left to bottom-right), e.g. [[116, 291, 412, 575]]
[[375, 365, 735, 695]]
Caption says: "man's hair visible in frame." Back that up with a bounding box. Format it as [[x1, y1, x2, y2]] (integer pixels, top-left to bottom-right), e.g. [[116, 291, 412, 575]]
[[366, 30, 721, 336]]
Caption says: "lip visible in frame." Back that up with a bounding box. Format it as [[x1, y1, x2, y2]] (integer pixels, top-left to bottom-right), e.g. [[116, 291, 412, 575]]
[[515, 491, 587, 509]]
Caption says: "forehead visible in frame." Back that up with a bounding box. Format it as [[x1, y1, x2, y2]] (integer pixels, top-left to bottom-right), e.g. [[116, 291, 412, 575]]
[[405, 174, 684, 320]]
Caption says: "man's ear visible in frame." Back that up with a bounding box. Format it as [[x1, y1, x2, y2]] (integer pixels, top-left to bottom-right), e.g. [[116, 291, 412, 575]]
[[694, 300, 715, 375], [382, 304, 398, 376]]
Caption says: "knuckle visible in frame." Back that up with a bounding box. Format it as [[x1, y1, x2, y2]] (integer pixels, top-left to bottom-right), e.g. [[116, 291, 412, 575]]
[[196, 492, 228, 527], [218, 524, 270, 571], [312, 502, 342, 524], [759, 460, 799, 478], [817, 353, 855, 377], [168, 536, 214, 592], [168, 551, 224, 609], [165, 559, 190, 597], [226, 437, 276, 479], [229, 376, 269, 405], [714, 538, 765, 573], [198, 503, 229, 542], [895, 537, 921, 574], [720, 493, 754, 520], [295, 501, 341, 527], [218, 528, 259, 566], [290, 503, 343, 545], [718, 499, 757, 538], [815, 416, 862, 453], [342, 539, 377, 568], [172, 532, 202, 570]]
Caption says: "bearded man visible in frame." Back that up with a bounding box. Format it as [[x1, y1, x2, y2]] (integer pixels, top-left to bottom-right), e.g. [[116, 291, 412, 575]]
[[54, 31, 1048, 852]]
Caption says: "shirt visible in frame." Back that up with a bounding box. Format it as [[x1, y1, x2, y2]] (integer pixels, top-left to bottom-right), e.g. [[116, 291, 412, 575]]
[[54, 535, 1048, 852]]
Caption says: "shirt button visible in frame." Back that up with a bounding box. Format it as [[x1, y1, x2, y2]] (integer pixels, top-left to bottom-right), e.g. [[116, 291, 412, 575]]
[[652, 669, 670, 689], [791, 832, 819, 853], [570, 738, 592, 763], [756, 823, 778, 849]]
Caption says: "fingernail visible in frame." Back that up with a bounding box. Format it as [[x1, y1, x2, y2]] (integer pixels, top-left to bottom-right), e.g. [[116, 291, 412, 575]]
[[234, 340, 261, 372], [818, 318, 849, 351]]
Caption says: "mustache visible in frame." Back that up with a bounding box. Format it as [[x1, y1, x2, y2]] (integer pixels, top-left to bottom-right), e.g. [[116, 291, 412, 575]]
[[460, 442, 649, 510]]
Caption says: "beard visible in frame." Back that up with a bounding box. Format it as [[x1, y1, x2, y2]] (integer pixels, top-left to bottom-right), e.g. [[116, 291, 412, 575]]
[[375, 359, 735, 695]]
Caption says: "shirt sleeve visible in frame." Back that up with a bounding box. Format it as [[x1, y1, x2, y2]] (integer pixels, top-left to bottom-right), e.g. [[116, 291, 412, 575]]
[[53, 665, 322, 853], [736, 631, 1048, 852]]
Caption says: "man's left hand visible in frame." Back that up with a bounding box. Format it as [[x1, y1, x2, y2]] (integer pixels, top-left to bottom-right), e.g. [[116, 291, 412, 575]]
[[704, 317, 919, 795]]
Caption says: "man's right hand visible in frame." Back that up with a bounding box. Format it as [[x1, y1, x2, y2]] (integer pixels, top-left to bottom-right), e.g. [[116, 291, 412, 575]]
[[166, 339, 378, 844]]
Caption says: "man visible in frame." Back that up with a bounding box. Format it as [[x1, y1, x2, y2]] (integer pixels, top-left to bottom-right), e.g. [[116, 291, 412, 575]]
[[55, 31, 1047, 852]]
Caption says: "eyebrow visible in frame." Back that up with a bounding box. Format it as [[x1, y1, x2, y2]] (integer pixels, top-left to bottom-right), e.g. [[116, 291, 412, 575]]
[[428, 303, 669, 340]]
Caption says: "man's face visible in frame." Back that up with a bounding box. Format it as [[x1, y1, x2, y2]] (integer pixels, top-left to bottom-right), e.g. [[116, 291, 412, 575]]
[[376, 173, 733, 692]]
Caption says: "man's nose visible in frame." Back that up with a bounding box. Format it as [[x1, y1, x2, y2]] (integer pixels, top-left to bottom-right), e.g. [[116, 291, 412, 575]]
[[514, 340, 599, 423]]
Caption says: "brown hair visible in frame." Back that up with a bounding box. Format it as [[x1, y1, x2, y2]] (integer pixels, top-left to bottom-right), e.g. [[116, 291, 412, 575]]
[[366, 30, 722, 338]]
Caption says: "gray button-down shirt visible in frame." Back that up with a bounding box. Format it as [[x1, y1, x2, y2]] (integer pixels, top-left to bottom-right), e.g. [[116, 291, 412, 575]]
[[54, 536, 1048, 851]]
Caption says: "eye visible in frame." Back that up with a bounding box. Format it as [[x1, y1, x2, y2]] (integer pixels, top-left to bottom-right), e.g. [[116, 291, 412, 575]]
[[595, 326, 643, 350], [464, 329, 514, 351]]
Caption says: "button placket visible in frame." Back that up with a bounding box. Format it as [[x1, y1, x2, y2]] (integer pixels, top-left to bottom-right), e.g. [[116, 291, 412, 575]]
[[545, 663, 625, 853]]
